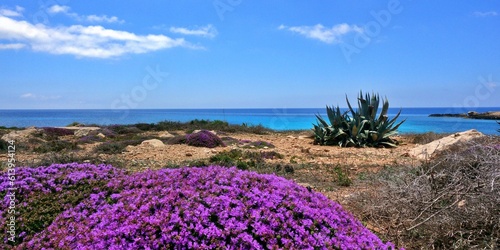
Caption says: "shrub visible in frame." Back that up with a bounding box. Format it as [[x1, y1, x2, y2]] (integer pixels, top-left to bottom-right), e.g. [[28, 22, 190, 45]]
[[34, 140, 78, 153], [17, 166, 397, 249], [41, 127, 74, 138], [349, 138, 500, 249], [0, 139, 8, 151], [106, 125, 142, 135], [313, 91, 405, 148], [164, 135, 187, 145], [185, 130, 225, 148], [0, 163, 124, 246], [94, 142, 124, 154]]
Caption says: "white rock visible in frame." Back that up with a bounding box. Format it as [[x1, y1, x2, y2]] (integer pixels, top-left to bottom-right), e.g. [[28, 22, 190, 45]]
[[192, 130, 217, 135], [140, 139, 165, 148], [1, 128, 39, 141], [408, 129, 484, 160], [74, 129, 90, 138], [96, 133, 106, 139], [158, 132, 175, 138]]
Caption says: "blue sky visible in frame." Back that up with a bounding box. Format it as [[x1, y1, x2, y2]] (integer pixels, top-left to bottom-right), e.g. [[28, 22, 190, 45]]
[[0, 0, 499, 109]]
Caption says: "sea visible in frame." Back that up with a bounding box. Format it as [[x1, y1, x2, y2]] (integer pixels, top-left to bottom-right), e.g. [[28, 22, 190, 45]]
[[0, 107, 499, 135]]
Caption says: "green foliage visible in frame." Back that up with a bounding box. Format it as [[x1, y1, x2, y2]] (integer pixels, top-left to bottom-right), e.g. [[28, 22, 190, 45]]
[[313, 91, 405, 148], [93, 140, 142, 154], [333, 166, 352, 187], [16, 181, 109, 240], [209, 149, 283, 170], [0, 139, 8, 151], [34, 140, 78, 153]]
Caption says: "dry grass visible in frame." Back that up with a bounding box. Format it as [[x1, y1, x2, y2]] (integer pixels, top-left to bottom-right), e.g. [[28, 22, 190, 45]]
[[348, 136, 500, 249]]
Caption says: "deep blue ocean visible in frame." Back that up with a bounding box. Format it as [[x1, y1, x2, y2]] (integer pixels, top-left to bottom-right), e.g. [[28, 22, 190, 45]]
[[0, 107, 499, 135]]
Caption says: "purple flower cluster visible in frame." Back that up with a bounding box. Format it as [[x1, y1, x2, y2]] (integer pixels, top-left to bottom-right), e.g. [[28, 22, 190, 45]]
[[185, 130, 225, 148], [41, 127, 74, 137], [19, 166, 396, 249], [1, 163, 123, 246]]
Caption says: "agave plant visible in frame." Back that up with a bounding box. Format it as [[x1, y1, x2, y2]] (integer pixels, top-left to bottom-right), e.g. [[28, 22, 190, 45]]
[[313, 91, 405, 147]]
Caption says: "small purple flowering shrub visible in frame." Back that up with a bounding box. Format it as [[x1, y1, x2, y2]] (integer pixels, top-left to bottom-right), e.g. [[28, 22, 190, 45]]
[[0, 163, 124, 246], [20, 166, 396, 249], [41, 127, 74, 137], [185, 130, 225, 148]]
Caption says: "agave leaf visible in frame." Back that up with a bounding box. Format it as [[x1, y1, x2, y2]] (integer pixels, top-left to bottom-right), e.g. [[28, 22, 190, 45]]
[[315, 114, 329, 128], [346, 95, 356, 119]]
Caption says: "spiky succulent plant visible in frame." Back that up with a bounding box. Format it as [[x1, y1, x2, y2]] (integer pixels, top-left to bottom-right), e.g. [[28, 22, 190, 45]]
[[313, 91, 405, 148]]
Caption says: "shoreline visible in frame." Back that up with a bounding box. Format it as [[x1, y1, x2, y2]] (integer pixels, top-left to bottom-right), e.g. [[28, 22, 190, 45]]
[[430, 111, 500, 120]]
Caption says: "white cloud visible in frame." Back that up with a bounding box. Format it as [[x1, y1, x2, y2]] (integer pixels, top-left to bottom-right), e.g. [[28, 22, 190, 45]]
[[0, 15, 195, 58], [0, 43, 25, 50], [169, 25, 218, 38], [20, 93, 61, 100], [47, 5, 124, 24], [279, 23, 363, 44], [473, 11, 498, 17], [47, 5, 70, 14], [21, 93, 35, 98], [0, 5, 24, 17]]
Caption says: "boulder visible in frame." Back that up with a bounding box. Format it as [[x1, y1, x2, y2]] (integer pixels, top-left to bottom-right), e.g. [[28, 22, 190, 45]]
[[140, 139, 165, 148], [1, 127, 39, 141], [192, 130, 217, 135], [408, 129, 485, 160], [158, 132, 175, 139], [74, 129, 90, 138]]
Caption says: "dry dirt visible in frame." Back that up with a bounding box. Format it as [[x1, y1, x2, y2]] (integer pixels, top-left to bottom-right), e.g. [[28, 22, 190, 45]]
[[2, 129, 424, 206]]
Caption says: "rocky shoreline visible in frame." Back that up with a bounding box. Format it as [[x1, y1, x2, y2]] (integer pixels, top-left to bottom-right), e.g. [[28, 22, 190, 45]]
[[429, 111, 500, 120]]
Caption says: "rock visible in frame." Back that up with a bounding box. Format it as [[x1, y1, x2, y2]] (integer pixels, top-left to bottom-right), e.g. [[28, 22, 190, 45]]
[[96, 133, 106, 139], [287, 135, 296, 139], [74, 129, 90, 138], [140, 139, 165, 148], [158, 132, 175, 138], [192, 130, 217, 135], [186, 153, 193, 157], [408, 129, 485, 160], [1, 128, 39, 141]]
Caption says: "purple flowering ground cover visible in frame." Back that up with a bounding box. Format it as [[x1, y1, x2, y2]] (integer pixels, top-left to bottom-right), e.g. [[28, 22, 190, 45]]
[[2, 164, 398, 249]]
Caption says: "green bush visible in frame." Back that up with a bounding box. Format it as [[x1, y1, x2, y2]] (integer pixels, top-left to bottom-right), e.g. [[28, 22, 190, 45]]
[[34, 140, 78, 153], [0, 139, 8, 151], [313, 91, 405, 148]]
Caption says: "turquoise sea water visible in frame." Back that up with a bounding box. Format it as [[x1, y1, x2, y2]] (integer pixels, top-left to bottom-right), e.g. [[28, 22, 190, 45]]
[[0, 108, 499, 135]]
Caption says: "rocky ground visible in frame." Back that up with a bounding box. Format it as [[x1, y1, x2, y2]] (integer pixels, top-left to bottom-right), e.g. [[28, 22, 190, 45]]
[[1, 125, 484, 203], [1, 124, 499, 248]]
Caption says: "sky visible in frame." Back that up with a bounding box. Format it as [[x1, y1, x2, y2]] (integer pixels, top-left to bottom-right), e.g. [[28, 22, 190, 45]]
[[0, 0, 499, 109]]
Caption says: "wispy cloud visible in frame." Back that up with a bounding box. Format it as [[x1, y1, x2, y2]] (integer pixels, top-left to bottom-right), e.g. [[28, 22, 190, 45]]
[[169, 25, 218, 38], [0, 8, 199, 58], [0, 5, 24, 17], [0, 43, 25, 50], [47, 4, 124, 24], [20, 93, 61, 100], [473, 11, 498, 17], [279, 23, 363, 44], [20, 93, 35, 98]]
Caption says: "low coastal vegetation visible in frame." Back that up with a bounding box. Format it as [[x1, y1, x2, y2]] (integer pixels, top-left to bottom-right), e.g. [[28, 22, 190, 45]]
[[313, 91, 405, 148], [1, 164, 396, 249], [1, 115, 499, 249]]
